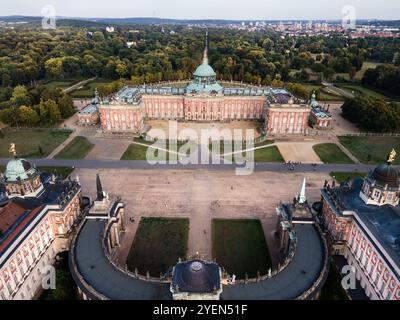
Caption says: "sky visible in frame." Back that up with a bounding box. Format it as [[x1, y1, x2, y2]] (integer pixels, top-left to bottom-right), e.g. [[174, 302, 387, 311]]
[[2, 0, 400, 20]]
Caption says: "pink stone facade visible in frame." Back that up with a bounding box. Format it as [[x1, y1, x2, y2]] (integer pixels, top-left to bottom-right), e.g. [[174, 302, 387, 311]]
[[266, 104, 310, 135], [99, 93, 311, 135], [321, 194, 400, 300]]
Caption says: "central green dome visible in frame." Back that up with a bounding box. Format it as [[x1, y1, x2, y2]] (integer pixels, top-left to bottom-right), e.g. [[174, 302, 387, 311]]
[[193, 62, 217, 77]]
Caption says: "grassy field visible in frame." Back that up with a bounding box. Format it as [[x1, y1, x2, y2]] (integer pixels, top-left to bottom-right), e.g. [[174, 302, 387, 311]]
[[54, 136, 94, 159], [339, 136, 400, 165], [320, 263, 349, 300], [212, 219, 272, 279], [254, 146, 284, 163], [121, 143, 169, 161], [122, 141, 198, 161], [210, 140, 275, 155], [126, 218, 189, 277], [69, 79, 111, 98], [0, 129, 72, 158], [301, 84, 343, 101], [218, 144, 283, 163], [330, 172, 367, 183], [313, 143, 354, 164], [336, 84, 391, 101], [42, 79, 82, 91]]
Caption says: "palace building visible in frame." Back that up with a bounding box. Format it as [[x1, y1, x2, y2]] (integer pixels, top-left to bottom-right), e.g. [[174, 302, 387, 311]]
[[308, 92, 333, 130], [93, 34, 314, 137], [0, 146, 82, 300], [319, 149, 400, 300]]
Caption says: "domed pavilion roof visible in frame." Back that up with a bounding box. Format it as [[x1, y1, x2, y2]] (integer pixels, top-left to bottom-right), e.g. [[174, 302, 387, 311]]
[[368, 149, 399, 189], [193, 62, 217, 78], [172, 260, 221, 293], [4, 158, 38, 182], [369, 163, 399, 188]]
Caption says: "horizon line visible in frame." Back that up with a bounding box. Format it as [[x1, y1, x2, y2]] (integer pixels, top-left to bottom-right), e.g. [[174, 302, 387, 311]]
[[1, 14, 400, 22]]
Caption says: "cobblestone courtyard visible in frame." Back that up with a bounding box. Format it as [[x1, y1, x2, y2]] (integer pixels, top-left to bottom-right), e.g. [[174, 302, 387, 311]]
[[73, 168, 330, 271]]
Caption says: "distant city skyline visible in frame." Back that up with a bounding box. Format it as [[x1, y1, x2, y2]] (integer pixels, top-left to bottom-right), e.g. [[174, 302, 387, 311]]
[[2, 0, 400, 20]]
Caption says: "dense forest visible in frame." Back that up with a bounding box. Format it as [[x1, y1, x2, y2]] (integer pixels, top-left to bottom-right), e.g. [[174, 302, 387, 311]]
[[1, 25, 399, 88], [0, 25, 399, 129], [342, 97, 400, 132]]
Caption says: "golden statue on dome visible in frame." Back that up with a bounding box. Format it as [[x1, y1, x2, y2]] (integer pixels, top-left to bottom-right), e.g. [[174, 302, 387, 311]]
[[387, 148, 396, 164], [9, 143, 16, 157]]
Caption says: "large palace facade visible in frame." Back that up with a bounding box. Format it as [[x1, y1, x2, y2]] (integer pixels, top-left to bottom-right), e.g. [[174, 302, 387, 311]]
[[82, 36, 331, 136]]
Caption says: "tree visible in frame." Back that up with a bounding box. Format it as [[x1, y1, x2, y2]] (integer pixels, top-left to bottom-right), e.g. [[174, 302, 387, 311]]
[[10, 85, 30, 107], [18, 105, 40, 127], [115, 61, 128, 78], [45, 58, 64, 79], [1, 73, 11, 87], [46, 99, 61, 125], [342, 96, 400, 133], [0, 107, 19, 127], [58, 95, 75, 119], [93, 31, 105, 42], [39, 98, 49, 119]]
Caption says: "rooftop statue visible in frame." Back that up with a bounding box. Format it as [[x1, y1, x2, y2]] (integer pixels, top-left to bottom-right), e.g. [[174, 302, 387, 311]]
[[387, 148, 397, 164], [9, 143, 16, 157]]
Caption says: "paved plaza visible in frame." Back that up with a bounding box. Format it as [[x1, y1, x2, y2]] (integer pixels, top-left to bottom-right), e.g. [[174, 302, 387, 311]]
[[328, 102, 360, 134], [146, 120, 263, 142], [276, 141, 323, 164], [72, 168, 330, 270]]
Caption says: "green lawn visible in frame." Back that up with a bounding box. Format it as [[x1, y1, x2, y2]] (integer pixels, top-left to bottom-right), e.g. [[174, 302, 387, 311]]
[[122, 143, 164, 161], [211, 142, 282, 163], [254, 146, 284, 163], [336, 84, 392, 101], [167, 141, 198, 159], [339, 136, 400, 165], [0, 129, 72, 158], [126, 218, 189, 277], [43, 79, 82, 91], [333, 67, 384, 82], [320, 263, 349, 300], [212, 219, 272, 279], [54, 136, 94, 159], [122, 141, 197, 161], [313, 143, 354, 164], [301, 84, 343, 101], [210, 140, 275, 156], [225, 145, 283, 163], [69, 79, 111, 98], [330, 172, 367, 184], [355, 61, 392, 81]]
